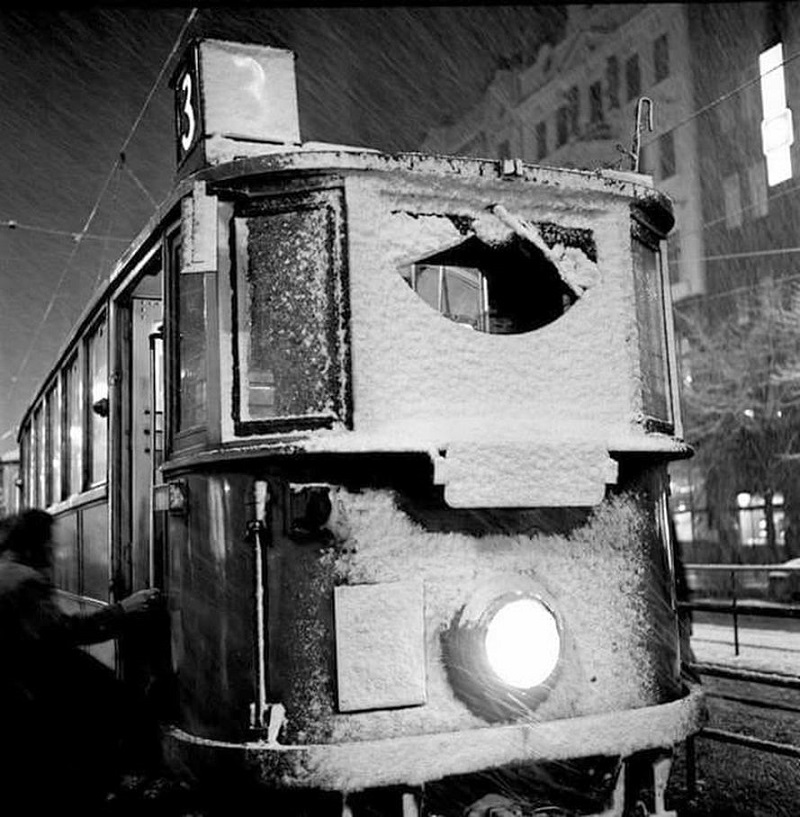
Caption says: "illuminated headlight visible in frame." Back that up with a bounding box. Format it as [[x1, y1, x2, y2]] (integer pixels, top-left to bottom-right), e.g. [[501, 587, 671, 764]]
[[484, 597, 560, 689], [442, 582, 563, 722]]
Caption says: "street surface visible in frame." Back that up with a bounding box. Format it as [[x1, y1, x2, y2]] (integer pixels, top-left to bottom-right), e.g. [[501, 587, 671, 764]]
[[665, 614, 800, 816]]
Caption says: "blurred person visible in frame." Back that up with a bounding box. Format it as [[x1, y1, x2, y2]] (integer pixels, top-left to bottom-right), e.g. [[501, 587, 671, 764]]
[[0, 508, 162, 814]]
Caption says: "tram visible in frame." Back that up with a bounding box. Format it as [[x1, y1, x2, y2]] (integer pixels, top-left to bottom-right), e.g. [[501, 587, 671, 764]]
[[16, 39, 705, 816]]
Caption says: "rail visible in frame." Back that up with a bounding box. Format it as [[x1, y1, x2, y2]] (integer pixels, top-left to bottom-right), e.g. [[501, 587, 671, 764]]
[[680, 571, 800, 792], [685, 661, 800, 795]]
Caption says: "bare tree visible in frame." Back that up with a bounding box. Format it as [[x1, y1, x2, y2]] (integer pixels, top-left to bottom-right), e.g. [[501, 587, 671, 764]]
[[676, 278, 800, 562]]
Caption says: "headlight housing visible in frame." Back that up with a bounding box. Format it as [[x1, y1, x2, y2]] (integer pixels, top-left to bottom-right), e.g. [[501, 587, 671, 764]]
[[442, 580, 562, 722]]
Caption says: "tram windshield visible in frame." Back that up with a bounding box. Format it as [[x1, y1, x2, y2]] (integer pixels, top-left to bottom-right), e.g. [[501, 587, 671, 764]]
[[402, 235, 577, 335]]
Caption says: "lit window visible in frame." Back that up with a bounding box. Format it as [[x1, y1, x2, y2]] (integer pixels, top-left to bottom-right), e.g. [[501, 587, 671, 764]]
[[759, 42, 794, 186]]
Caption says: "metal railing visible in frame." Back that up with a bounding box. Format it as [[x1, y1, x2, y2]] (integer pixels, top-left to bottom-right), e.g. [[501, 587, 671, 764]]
[[679, 566, 800, 788], [682, 563, 800, 655]]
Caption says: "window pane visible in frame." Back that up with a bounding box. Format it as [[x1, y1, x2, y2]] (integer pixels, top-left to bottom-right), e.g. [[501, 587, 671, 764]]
[[654, 34, 669, 83], [21, 428, 32, 508], [441, 267, 483, 329], [177, 264, 208, 432], [626, 54, 641, 101], [535, 122, 547, 161], [46, 385, 61, 505], [590, 81, 603, 124], [415, 265, 440, 312], [567, 86, 579, 135], [403, 232, 588, 336], [65, 357, 83, 495], [667, 230, 681, 284], [632, 236, 671, 424], [660, 131, 676, 179], [557, 107, 568, 146], [34, 407, 45, 507], [87, 321, 108, 485], [236, 193, 345, 424], [606, 55, 620, 109]]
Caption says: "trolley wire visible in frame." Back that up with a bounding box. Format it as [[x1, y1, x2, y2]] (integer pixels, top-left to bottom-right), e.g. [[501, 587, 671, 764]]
[[0, 218, 130, 243], [5, 6, 198, 420], [641, 48, 800, 149]]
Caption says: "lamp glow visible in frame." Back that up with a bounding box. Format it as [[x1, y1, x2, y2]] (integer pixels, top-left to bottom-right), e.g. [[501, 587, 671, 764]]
[[484, 598, 560, 689]]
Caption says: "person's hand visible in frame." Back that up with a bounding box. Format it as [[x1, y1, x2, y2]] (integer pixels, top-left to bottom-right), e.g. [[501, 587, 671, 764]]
[[120, 587, 162, 615]]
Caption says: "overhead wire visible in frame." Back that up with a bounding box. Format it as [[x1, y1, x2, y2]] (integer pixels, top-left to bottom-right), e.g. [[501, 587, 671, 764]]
[[6, 6, 199, 418], [1, 218, 130, 242]]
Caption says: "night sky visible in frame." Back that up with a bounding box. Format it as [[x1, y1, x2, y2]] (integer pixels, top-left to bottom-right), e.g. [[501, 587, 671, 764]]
[[0, 6, 566, 456]]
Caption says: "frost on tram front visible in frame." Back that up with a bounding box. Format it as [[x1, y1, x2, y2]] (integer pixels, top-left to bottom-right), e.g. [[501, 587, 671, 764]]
[[18, 38, 705, 817], [151, 40, 705, 816]]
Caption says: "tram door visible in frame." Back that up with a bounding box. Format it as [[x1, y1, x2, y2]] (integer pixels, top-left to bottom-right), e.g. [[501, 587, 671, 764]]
[[121, 263, 166, 597], [117, 263, 170, 695]]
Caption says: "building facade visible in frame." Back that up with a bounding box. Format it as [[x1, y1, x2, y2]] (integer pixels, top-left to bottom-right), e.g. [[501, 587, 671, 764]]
[[421, 3, 706, 305], [422, 3, 800, 564]]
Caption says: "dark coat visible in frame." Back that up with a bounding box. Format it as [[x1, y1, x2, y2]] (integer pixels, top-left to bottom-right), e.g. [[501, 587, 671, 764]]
[[0, 553, 132, 813]]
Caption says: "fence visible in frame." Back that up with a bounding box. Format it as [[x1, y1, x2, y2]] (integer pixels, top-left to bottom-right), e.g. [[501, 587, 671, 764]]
[[682, 563, 800, 655], [680, 564, 800, 790]]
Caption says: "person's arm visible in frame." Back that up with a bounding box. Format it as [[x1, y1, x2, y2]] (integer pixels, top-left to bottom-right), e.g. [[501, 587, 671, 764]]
[[24, 575, 160, 647]]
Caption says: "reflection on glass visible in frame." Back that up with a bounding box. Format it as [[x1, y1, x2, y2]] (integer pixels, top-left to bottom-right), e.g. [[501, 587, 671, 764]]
[[46, 385, 61, 505], [34, 407, 45, 508], [178, 271, 207, 431], [65, 358, 82, 495], [88, 321, 108, 485], [413, 264, 486, 330], [632, 237, 671, 424], [403, 235, 577, 335]]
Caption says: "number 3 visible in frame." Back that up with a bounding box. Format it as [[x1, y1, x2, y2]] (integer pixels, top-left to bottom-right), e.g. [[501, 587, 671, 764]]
[[179, 71, 196, 152]]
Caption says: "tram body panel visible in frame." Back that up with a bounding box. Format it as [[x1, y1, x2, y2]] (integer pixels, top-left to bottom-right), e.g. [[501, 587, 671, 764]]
[[342, 172, 641, 444], [165, 464, 679, 746], [167, 471, 257, 742], [13, 37, 703, 812]]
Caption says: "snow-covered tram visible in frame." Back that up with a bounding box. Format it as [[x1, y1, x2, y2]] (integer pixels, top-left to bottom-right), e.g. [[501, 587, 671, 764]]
[[16, 39, 704, 817]]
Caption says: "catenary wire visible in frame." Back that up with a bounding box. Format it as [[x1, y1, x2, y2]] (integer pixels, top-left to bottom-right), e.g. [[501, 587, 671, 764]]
[[6, 7, 198, 415]]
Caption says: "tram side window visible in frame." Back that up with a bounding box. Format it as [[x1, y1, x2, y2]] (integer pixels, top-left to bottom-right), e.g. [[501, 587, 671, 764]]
[[86, 319, 108, 486], [20, 427, 32, 508], [172, 234, 208, 434], [631, 227, 672, 427], [64, 354, 83, 496], [232, 188, 347, 430], [34, 406, 45, 508], [45, 383, 61, 506]]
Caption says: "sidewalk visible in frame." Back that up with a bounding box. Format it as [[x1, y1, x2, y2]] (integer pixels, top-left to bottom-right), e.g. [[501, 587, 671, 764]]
[[691, 621, 800, 676]]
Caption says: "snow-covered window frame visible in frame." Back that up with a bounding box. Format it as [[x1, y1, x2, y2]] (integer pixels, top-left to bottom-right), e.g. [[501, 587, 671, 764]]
[[630, 216, 674, 432], [230, 186, 351, 436]]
